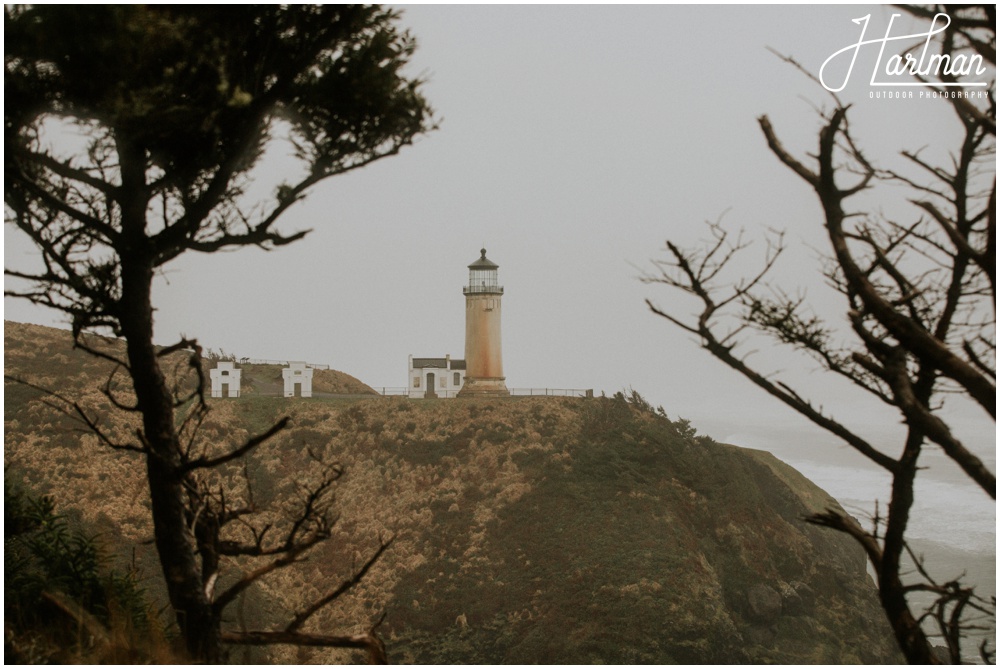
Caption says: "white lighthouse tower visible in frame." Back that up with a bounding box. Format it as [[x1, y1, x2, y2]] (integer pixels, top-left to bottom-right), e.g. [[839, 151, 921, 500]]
[[458, 248, 509, 397]]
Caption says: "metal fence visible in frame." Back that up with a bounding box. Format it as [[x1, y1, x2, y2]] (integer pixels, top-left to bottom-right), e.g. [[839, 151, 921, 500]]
[[215, 387, 596, 399], [510, 388, 593, 397], [235, 357, 330, 370], [374, 387, 594, 398]]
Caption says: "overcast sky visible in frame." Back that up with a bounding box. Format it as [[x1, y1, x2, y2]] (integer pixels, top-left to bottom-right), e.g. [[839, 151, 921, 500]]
[[4, 4, 994, 459]]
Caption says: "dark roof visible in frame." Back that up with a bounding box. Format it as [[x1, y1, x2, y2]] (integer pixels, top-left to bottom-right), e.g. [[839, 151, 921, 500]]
[[468, 247, 499, 270], [412, 357, 466, 370]]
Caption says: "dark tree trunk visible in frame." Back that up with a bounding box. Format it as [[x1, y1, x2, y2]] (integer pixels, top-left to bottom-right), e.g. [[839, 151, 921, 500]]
[[6, 8, 437, 662], [879, 432, 937, 665], [116, 137, 221, 661], [118, 256, 221, 662]]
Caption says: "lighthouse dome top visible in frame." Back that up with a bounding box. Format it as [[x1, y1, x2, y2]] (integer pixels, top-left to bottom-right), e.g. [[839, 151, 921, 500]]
[[468, 248, 499, 270], [464, 247, 503, 295]]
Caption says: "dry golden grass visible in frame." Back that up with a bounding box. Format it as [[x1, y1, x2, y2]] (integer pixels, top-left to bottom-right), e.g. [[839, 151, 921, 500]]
[[4, 321, 902, 664]]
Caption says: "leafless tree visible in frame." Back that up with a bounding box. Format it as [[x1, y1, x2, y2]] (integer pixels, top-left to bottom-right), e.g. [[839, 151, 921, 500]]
[[644, 5, 994, 663]]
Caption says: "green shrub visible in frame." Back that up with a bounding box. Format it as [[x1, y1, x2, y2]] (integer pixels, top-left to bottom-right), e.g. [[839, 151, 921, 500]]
[[4, 481, 165, 663]]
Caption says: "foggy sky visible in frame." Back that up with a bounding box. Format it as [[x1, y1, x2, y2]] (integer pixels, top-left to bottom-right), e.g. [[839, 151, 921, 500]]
[[4, 5, 994, 462]]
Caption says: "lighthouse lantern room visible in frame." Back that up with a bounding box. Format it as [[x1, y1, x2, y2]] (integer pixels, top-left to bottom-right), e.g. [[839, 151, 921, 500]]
[[464, 250, 503, 295]]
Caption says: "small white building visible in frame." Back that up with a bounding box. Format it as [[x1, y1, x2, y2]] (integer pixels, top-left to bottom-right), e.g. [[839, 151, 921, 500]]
[[408, 355, 465, 399], [282, 361, 314, 398], [210, 361, 242, 398]]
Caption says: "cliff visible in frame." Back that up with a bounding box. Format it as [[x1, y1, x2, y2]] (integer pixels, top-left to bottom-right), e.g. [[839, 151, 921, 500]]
[[3, 321, 901, 663]]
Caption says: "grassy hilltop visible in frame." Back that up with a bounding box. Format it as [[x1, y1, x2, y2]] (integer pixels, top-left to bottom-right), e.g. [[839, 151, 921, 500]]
[[4, 321, 901, 663]]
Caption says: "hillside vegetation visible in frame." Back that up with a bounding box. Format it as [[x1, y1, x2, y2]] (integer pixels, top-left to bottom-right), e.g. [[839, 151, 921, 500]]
[[4, 321, 901, 663]]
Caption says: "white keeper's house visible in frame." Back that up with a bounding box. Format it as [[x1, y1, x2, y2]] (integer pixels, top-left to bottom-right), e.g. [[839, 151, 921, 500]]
[[407, 355, 466, 399]]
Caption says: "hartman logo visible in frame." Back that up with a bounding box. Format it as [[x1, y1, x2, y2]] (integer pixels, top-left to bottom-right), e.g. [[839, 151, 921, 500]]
[[820, 13, 989, 93]]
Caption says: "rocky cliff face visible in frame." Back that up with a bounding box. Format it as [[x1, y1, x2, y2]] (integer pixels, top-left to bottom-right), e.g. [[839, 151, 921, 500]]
[[332, 399, 901, 664], [4, 322, 901, 663]]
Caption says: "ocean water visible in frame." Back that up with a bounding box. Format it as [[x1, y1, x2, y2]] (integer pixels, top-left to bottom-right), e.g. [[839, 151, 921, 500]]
[[723, 429, 996, 656], [722, 430, 994, 556], [778, 454, 996, 557]]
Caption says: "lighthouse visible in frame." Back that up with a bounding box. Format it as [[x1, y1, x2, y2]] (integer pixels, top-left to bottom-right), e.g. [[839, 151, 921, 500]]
[[458, 248, 509, 397]]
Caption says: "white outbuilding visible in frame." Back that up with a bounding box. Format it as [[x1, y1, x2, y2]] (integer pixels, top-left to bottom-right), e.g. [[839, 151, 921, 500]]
[[283, 361, 314, 397], [210, 361, 242, 398]]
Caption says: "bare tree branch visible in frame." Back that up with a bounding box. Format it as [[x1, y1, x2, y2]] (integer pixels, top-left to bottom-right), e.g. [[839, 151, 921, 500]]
[[285, 537, 394, 633], [180, 417, 290, 473], [647, 9, 995, 661], [3, 375, 146, 454]]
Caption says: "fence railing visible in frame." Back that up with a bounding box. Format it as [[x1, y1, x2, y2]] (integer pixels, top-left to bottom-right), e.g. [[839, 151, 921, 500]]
[[213, 386, 596, 399], [510, 388, 593, 397], [375, 387, 594, 398], [427, 390, 462, 399], [233, 357, 331, 370], [462, 285, 504, 295]]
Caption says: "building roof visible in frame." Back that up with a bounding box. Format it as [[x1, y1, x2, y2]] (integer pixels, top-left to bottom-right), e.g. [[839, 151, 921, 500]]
[[412, 357, 466, 370], [468, 247, 499, 270]]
